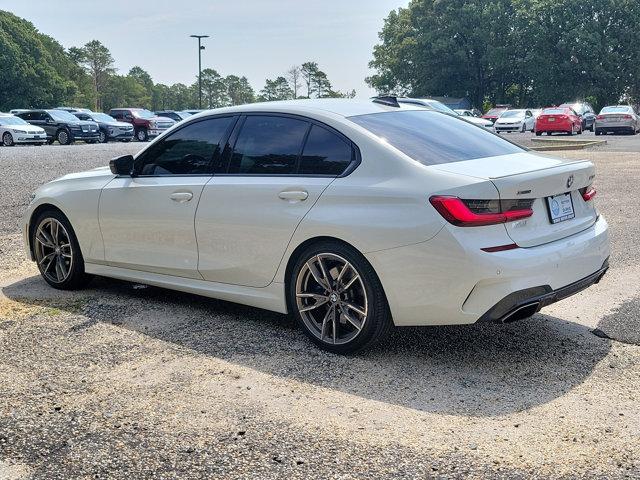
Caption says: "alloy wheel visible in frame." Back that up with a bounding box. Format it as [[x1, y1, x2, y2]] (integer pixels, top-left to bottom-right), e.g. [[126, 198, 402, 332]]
[[34, 218, 73, 284], [58, 131, 69, 145], [99, 131, 106, 143], [295, 253, 368, 345], [3, 132, 13, 146]]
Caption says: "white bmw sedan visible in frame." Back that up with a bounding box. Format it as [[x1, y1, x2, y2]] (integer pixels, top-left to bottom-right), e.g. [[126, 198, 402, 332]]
[[23, 98, 610, 353]]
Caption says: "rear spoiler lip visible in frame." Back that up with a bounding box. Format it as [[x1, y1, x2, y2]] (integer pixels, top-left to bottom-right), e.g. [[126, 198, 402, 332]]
[[484, 158, 593, 180]]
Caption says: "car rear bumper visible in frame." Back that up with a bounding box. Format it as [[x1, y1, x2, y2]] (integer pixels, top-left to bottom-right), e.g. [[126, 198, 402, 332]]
[[536, 122, 573, 132], [595, 121, 634, 130], [477, 258, 608, 323], [365, 215, 610, 326]]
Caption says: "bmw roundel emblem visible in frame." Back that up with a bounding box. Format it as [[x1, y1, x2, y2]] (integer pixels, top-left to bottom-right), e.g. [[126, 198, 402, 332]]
[[566, 175, 574, 189]]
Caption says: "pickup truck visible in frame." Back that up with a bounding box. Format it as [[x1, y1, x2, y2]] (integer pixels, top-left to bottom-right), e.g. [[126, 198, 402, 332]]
[[108, 108, 175, 142]]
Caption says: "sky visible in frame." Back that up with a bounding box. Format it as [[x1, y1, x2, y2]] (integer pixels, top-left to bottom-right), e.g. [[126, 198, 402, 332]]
[[3, 0, 406, 98]]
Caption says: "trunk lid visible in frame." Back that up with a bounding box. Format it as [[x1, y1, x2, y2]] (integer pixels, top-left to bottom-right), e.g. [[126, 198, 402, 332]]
[[432, 152, 598, 247]]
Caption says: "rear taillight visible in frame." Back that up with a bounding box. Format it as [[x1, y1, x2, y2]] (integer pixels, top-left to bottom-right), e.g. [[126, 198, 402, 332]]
[[581, 186, 596, 201], [429, 196, 534, 227], [596, 115, 605, 120], [623, 114, 633, 119]]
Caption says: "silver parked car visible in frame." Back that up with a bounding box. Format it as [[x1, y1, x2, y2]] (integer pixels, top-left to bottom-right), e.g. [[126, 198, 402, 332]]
[[594, 105, 640, 135]]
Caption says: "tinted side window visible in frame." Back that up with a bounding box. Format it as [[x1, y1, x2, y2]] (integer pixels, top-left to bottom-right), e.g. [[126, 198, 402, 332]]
[[136, 116, 233, 176], [229, 116, 309, 174], [350, 110, 523, 165], [299, 125, 353, 176]]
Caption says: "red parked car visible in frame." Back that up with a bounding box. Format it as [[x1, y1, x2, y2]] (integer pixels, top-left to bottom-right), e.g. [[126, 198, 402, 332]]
[[535, 107, 583, 136], [481, 104, 510, 124]]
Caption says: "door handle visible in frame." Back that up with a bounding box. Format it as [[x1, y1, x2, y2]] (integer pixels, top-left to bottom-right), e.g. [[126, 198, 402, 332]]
[[169, 191, 193, 203], [278, 190, 308, 202]]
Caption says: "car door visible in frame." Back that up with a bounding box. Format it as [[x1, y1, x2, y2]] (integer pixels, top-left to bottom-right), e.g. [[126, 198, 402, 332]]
[[196, 114, 357, 287], [99, 115, 236, 279]]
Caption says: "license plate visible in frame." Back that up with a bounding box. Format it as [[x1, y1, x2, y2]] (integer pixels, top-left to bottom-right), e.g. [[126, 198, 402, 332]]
[[546, 193, 575, 224], [548, 117, 555, 122]]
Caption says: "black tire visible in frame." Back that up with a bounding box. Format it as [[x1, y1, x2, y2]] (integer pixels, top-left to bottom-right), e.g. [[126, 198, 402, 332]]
[[56, 129, 72, 145], [135, 128, 148, 142], [535, 131, 542, 136], [2, 132, 14, 146], [288, 241, 392, 354], [120, 139, 131, 143], [31, 209, 93, 290], [594, 129, 601, 136], [98, 131, 108, 143]]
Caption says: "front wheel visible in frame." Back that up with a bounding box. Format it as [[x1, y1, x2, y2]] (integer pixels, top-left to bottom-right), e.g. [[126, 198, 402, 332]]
[[135, 128, 148, 142], [289, 241, 392, 354], [31, 210, 92, 290], [535, 131, 542, 136], [2, 132, 14, 146], [98, 131, 108, 143], [57, 129, 72, 145]]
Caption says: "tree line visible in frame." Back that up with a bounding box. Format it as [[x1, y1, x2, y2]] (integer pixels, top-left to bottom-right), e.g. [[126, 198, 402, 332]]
[[0, 11, 355, 113], [367, 0, 640, 111]]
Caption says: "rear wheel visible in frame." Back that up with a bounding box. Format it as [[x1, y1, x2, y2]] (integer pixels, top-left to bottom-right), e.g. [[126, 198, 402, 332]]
[[31, 210, 92, 290], [2, 132, 14, 146], [535, 131, 542, 136], [289, 241, 392, 354]]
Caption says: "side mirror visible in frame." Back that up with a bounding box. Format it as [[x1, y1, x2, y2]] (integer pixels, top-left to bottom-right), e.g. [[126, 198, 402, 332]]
[[109, 155, 134, 176]]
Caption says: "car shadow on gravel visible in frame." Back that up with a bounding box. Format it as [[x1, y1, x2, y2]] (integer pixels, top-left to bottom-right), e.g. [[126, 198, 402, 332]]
[[3, 275, 612, 417]]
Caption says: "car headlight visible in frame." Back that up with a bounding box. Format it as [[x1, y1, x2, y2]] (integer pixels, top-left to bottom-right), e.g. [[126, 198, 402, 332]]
[[108, 127, 115, 134], [149, 121, 157, 128], [12, 129, 27, 134]]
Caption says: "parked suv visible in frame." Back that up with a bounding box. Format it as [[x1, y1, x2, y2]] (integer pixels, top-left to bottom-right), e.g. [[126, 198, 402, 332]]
[[108, 108, 175, 142], [560, 102, 596, 131], [154, 110, 192, 122], [17, 109, 99, 145], [73, 111, 134, 143]]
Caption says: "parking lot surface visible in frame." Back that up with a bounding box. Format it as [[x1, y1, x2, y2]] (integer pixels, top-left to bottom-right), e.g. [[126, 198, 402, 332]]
[[0, 140, 639, 479]]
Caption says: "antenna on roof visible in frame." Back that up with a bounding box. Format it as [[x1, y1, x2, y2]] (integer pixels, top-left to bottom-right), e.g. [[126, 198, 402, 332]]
[[371, 95, 400, 107]]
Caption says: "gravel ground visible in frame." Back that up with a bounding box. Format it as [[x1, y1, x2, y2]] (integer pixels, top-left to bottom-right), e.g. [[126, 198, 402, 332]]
[[0, 140, 639, 479]]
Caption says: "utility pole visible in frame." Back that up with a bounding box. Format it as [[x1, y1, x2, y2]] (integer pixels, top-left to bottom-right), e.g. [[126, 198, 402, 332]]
[[190, 35, 209, 109]]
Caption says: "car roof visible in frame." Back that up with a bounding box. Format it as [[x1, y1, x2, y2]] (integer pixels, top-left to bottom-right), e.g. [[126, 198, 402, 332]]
[[189, 99, 426, 120]]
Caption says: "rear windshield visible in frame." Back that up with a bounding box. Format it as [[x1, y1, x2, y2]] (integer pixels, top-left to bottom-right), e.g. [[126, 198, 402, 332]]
[[541, 108, 567, 115], [601, 106, 632, 113], [349, 110, 524, 166]]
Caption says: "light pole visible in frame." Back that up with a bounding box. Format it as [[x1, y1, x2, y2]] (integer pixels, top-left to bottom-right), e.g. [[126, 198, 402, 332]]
[[190, 34, 209, 109]]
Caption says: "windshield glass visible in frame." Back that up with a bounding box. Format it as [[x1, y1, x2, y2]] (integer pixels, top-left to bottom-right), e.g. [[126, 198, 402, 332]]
[[422, 100, 456, 114], [177, 111, 193, 118], [601, 106, 632, 114], [485, 108, 507, 116], [541, 108, 568, 115], [48, 110, 79, 122], [0, 116, 28, 126], [561, 103, 584, 114], [350, 110, 523, 166], [500, 110, 525, 118], [132, 109, 155, 119], [91, 113, 117, 122]]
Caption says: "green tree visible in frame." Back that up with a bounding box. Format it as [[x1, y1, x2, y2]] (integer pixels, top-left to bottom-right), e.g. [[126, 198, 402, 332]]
[[286, 65, 302, 98], [368, 0, 640, 109], [73, 40, 116, 110], [101, 74, 148, 112], [225, 75, 255, 105], [258, 76, 294, 101], [200, 68, 229, 108], [0, 11, 77, 110]]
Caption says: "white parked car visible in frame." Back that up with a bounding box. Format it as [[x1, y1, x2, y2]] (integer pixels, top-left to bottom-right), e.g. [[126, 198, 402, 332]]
[[494, 109, 536, 133], [0, 114, 47, 146], [399, 98, 494, 129], [23, 98, 610, 353]]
